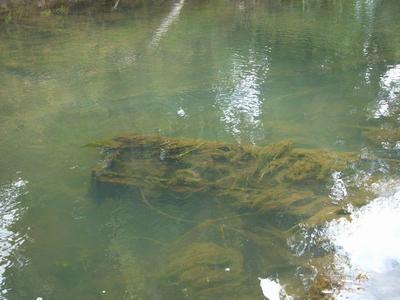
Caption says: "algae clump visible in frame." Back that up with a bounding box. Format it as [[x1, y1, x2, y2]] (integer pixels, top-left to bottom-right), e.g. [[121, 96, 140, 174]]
[[90, 133, 366, 299], [92, 133, 356, 220], [165, 243, 244, 296]]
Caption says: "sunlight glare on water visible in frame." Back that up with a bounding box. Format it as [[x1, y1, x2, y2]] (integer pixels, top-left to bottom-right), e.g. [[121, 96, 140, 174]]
[[0, 178, 28, 297], [326, 180, 400, 299]]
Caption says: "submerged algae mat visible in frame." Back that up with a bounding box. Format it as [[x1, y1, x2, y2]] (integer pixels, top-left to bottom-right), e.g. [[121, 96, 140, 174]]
[[92, 133, 360, 222], [91, 134, 363, 298]]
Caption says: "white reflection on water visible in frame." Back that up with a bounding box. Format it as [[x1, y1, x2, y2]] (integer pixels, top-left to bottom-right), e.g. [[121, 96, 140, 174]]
[[374, 64, 400, 118], [148, 0, 185, 48], [0, 178, 28, 294], [214, 49, 270, 144], [329, 171, 348, 204], [354, 0, 378, 85], [326, 180, 400, 299], [258, 277, 293, 300], [354, 0, 377, 21]]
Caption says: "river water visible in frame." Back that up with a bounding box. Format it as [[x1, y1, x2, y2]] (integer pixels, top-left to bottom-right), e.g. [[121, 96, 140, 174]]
[[0, 0, 400, 299]]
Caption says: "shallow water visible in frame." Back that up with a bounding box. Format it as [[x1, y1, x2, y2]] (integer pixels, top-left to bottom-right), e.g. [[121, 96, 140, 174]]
[[0, 0, 400, 299]]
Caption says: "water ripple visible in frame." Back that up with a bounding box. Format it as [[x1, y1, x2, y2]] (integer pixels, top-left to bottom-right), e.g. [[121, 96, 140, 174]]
[[214, 48, 270, 144], [0, 178, 28, 295]]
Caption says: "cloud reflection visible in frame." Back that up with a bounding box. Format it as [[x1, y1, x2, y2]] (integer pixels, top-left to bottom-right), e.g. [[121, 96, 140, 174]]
[[326, 180, 400, 298]]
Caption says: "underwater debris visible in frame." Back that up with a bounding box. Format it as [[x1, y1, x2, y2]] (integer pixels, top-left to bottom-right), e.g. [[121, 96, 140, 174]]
[[92, 133, 357, 220]]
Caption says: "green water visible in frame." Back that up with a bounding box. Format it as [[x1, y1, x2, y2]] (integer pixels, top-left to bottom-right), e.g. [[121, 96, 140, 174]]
[[1, 0, 400, 299]]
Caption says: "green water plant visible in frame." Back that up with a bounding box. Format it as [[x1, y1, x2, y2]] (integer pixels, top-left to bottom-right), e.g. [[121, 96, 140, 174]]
[[54, 5, 69, 15], [91, 133, 358, 223], [4, 12, 12, 23], [164, 242, 244, 297], [40, 9, 52, 17], [90, 134, 380, 299], [154, 217, 264, 299]]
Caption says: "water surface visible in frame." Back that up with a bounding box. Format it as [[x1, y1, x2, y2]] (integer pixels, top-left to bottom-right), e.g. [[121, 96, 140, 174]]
[[1, 0, 400, 298]]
